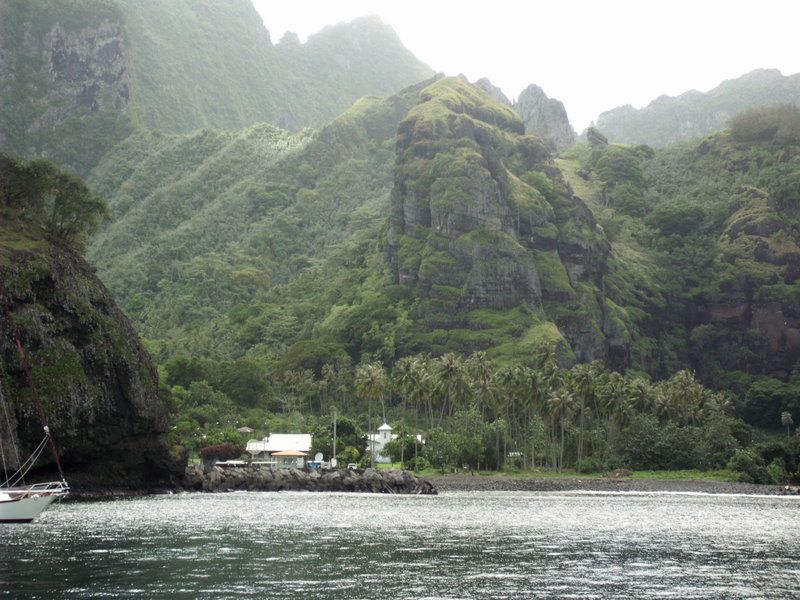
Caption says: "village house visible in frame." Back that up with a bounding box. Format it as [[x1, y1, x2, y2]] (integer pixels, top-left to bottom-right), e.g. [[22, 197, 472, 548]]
[[246, 433, 312, 468]]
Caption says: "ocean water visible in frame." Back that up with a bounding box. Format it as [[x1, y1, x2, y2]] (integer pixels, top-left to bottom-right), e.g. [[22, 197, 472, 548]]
[[2, 491, 799, 599]]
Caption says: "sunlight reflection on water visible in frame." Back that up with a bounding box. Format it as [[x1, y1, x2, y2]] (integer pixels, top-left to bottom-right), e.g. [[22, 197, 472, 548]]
[[2, 491, 799, 599]]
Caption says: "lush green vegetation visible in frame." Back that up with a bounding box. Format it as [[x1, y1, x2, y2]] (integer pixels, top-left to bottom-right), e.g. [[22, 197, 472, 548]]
[[0, 153, 108, 251], [161, 347, 799, 484], [5, 5, 800, 487], [82, 82, 800, 485]]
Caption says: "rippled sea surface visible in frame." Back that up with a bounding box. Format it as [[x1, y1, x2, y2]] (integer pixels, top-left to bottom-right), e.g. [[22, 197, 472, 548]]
[[2, 491, 800, 599]]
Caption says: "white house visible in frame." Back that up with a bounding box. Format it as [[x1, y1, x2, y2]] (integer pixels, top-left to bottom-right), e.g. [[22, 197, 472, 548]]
[[247, 433, 312, 468]]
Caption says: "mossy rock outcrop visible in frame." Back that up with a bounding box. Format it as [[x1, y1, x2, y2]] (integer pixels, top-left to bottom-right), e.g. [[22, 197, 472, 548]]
[[387, 77, 631, 366], [692, 186, 800, 379], [0, 216, 183, 489]]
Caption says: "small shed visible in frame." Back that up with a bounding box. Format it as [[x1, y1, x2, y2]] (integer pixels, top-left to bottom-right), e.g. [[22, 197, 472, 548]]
[[271, 449, 308, 469]]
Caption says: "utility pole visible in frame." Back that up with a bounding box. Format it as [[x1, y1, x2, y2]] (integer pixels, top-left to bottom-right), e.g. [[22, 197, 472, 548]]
[[332, 409, 337, 467]]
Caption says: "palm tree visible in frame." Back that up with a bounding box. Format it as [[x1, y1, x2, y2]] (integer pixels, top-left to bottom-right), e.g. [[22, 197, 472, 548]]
[[392, 356, 418, 466], [547, 390, 574, 473], [466, 352, 496, 418], [407, 355, 434, 464], [570, 364, 596, 472], [434, 353, 470, 425], [355, 361, 388, 468], [493, 366, 518, 465], [781, 411, 794, 440]]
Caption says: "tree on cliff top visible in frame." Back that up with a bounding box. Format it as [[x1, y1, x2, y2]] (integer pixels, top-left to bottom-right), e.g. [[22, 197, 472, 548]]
[[0, 152, 109, 251]]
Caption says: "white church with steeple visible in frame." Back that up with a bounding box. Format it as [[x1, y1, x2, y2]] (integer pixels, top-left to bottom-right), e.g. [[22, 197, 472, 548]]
[[367, 423, 394, 464]]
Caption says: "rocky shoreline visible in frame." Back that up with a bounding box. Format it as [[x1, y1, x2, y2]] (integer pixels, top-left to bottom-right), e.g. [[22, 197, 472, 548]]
[[183, 465, 438, 495], [427, 474, 800, 496], [62, 471, 800, 500]]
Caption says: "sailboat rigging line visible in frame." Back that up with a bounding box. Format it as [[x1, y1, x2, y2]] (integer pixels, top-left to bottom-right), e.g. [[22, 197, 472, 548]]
[[12, 335, 66, 482], [1, 433, 48, 488], [0, 377, 21, 483], [0, 424, 6, 484], [0, 278, 67, 483]]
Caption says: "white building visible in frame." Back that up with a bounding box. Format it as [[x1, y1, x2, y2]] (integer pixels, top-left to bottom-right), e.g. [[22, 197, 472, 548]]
[[367, 423, 395, 464], [247, 433, 312, 468], [366, 423, 425, 464]]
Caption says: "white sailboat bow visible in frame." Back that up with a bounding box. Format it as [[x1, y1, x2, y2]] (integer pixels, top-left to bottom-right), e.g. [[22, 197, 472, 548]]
[[1, 312, 70, 523], [0, 481, 69, 523]]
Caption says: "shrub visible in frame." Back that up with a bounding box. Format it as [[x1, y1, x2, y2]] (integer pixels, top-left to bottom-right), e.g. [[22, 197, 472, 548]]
[[618, 415, 704, 470], [523, 171, 555, 201], [575, 457, 605, 474], [766, 459, 787, 485], [200, 443, 243, 463], [727, 448, 771, 484], [729, 104, 800, 145], [403, 456, 430, 472], [336, 445, 361, 465]]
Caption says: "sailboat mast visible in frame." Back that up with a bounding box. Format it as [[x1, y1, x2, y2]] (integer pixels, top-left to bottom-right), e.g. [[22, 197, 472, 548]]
[[13, 335, 67, 482], [0, 280, 66, 483]]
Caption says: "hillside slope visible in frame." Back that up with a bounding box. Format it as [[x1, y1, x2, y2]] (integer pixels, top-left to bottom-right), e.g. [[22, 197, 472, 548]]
[[597, 69, 800, 147], [86, 78, 438, 364], [87, 77, 648, 372]]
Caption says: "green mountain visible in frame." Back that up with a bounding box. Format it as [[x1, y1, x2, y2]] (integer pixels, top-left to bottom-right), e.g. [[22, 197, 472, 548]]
[[87, 77, 800, 393], [0, 0, 433, 175], [78, 77, 800, 480], [87, 78, 438, 366], [4, 0, 800, 478], [87, 77, 654, 373], [596, 69, 800, 147]]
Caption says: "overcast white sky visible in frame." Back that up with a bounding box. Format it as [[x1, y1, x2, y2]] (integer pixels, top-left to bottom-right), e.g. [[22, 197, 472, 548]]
[[251, 0, 800, 131]]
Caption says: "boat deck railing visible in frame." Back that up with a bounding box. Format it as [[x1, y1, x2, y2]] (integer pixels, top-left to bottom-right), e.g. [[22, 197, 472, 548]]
[[0, 480, 69, 495]]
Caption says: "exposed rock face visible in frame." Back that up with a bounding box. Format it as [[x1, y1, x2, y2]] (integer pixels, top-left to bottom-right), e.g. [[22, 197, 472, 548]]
[[692, 186, 800, 379], [387, 77, 631, 366], [475, 78, 512, 106], [596, 69, 800, 147], [0, 219, 183, 489], [514, 84, 576, 152], [39, 21, 130, 123], [0, 1, 133, 175], [183, 465, 437, 495]]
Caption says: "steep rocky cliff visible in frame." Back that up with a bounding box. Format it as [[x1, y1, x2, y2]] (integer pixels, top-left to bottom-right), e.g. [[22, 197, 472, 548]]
[[475, 78, 512, 106], [0, 0, 432, 175], [691, 186, 800, 379], [0, 0, 134, 175], [0, 216, 183, 489], [514, 84, 576, 152], [388, 77, 632, 365]]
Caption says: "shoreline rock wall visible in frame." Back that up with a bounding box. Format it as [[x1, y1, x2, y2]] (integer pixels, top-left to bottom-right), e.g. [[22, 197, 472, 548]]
[[183, 465, 437, 495]]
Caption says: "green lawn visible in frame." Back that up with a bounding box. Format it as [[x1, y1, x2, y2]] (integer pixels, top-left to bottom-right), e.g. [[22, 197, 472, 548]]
[[378, 464, 740, 482]]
